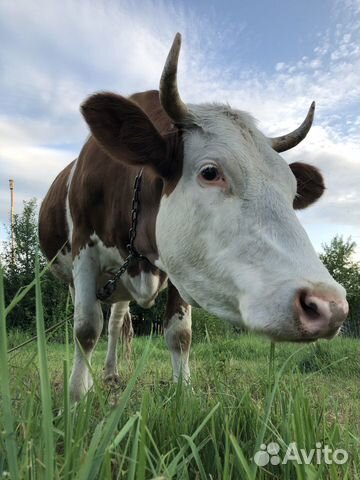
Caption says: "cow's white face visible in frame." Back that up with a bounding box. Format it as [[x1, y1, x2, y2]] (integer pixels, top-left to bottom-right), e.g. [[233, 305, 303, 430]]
[[155, 104, 348, 341]]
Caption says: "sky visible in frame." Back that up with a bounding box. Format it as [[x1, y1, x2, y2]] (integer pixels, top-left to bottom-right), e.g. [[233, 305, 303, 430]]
[[0, 0, 359, 257]]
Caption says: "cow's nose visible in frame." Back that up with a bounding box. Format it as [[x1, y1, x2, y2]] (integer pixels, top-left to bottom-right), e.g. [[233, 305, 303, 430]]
[[295, 287, 349, 338]]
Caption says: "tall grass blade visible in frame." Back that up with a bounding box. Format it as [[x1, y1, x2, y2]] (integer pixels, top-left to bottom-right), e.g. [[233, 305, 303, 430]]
[[108, 414, 139, 450], [0, 268, 19, 478], [136, 393, 149, 480], [251, 344, 308, 477], [267, 341, 276, 391], [167, 402, 220, 476], [76, 339, 152, 480], [181, 434, 208, 480], [127, 413, 141, 480], [62, 317, 72, 479], [35, 256, 54, 479], [230, 434, 254, 480]]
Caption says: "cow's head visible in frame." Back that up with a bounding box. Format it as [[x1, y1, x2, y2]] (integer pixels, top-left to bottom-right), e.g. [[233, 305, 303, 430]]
[[81, 34, 348, 342]]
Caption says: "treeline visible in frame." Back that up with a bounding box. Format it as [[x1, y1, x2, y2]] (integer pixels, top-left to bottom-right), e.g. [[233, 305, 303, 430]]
[[1, 199, 360, 338], [319, 236, 360, 337], [2, 199, 69, 333]]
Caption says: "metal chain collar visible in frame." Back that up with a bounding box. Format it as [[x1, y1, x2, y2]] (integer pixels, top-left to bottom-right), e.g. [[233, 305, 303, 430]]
[[96, 169, 147, 301]]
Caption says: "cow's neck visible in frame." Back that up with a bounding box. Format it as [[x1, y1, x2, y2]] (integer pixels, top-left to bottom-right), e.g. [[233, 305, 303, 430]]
[[121, 131, 183, 268], [129, 170, 164, 266]]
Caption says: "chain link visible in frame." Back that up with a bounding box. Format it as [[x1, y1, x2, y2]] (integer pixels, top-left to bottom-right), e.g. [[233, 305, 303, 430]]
[[96, 169, 147, 301], [127, 169, 144, 256]]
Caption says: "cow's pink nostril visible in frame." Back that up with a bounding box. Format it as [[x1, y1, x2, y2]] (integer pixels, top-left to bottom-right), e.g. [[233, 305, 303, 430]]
[[295, 288, 348, 338], [299, 292, 321, 320]]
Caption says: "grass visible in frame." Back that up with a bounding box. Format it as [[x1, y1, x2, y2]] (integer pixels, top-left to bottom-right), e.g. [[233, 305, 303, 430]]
[[1, 267, 360, 479]]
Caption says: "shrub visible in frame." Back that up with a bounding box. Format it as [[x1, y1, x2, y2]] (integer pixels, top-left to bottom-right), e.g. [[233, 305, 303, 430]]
[[191, 308, 233, 342]]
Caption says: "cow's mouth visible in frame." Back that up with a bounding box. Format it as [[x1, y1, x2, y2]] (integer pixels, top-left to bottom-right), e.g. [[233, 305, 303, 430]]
[[269, 335, 318, 343], [292, 337, 318, 343], [267, 324, 341, 343]]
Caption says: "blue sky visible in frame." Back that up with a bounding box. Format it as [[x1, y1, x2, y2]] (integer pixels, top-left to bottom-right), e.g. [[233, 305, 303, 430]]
[[0, 0, 359, 257], [180, 0, 335, 69]]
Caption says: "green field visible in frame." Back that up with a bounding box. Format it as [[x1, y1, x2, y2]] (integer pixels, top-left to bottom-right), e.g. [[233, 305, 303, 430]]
[[0, 268, 359, 479], [1, 320, 360, 479]]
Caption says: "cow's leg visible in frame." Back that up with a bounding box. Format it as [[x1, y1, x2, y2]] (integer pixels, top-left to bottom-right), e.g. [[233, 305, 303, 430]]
[[70, 247, 103, 402], [104, 301, 131, 383], [164, 282, 192, 383]]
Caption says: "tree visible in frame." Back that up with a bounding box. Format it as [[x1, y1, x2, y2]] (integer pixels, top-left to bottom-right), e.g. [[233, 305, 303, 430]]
[[2, 198, 69, 332], [320, 236, 360, 337]]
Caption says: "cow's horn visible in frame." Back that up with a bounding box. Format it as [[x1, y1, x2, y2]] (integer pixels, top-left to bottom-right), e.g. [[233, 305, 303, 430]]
[[270, 102, 315, 152], [160, 33, 189, 123]]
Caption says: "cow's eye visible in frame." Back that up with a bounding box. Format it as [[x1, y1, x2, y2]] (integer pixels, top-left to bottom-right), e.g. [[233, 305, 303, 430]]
[[197, 164, 227, 189], [200, 165, 220, 181]]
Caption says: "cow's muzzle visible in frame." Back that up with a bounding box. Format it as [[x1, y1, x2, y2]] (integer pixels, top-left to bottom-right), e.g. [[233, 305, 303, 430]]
[[294, 286, 349, 340]]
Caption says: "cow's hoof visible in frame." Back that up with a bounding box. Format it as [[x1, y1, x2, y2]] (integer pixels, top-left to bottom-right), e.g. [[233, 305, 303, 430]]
[[104, 373, 121, 386]]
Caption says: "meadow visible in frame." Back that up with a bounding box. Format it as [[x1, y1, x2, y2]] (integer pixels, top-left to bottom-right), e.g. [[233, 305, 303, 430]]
[[1, 269, 360, 479]]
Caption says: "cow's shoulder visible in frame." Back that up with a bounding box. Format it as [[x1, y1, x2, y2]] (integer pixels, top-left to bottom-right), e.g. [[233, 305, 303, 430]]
[[69, 136, 164, 265], [68, 138, 138, 254]]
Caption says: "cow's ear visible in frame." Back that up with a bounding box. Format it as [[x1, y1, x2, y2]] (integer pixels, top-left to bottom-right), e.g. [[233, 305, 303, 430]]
[[81, 92, 170, 176], [289, 162, 325, 209]]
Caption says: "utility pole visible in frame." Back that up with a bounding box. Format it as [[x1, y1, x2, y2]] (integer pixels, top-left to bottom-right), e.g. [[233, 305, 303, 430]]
[[9, 179, 15, 263]]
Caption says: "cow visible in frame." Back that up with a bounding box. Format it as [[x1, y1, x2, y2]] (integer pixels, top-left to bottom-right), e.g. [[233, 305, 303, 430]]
[[39, 33, 348, 401]]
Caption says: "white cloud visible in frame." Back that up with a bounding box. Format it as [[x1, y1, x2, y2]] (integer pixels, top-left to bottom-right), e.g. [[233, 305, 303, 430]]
[[275, 62, 285, 71]]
